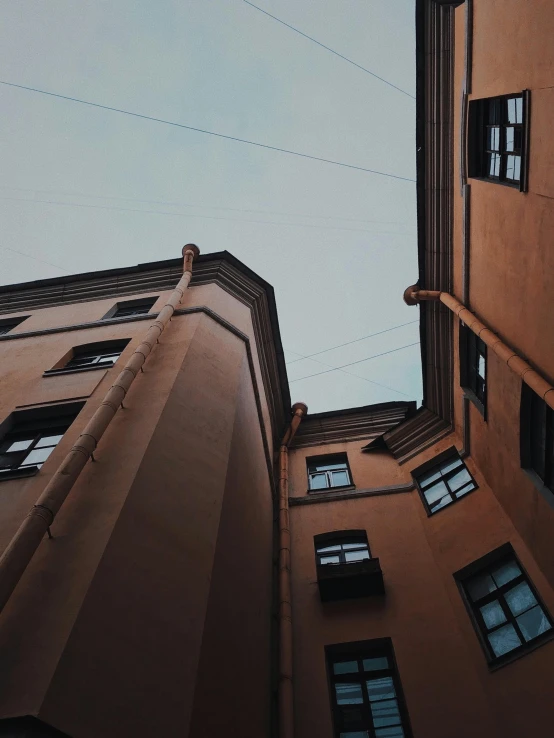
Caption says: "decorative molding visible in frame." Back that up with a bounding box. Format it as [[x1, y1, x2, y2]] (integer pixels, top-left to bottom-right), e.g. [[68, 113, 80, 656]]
[[381, 407, 452, 464], [289, 402, 416, 449], [0, 252, 291, 448], [290, 482, 414, 506]]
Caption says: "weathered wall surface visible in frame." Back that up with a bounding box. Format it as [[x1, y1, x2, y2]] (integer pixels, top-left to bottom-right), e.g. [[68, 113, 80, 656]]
[[289, 432, 554, 738], [0, 274, 277, 737]]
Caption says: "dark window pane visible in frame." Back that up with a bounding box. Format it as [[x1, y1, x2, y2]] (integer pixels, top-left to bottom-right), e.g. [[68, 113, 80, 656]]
[[362, 657, 389, 671], [333, 661, 359, 675], [342, 542, 368, 550], [507, 98, 517, 124], [370, 699, 401, 728], [440, 457, 463, 476], [320, 555, 340, 565], [336, 683, 364, 705], [35, 434, 63, 448], [25, 447, 54, 465], [345, 550, 370, 563], [5, 439, 33, 452], [515, 97, 523, 124], [505, 582, 537, 616], [487, 126, 500, 151], [366, 677, 396, 702], [449, 468, 473, 492], [317, 544, 342, 553], [455, 482, 475, 498], [487, 623, 522, 657], [516, 606, 551, 641], [480, 600, 507, 630], [491, 560, 521, 587], [418, 468, 441, 488], [423, 480, 449, 506], [309, 473, 328, 490], [487, 153, 500, 177], [467, 573, 497, 601], [375, 729, 404, 738], [331, 470, 350, 487], [340, 732, 369, 738], [312, 461, 348, 472]]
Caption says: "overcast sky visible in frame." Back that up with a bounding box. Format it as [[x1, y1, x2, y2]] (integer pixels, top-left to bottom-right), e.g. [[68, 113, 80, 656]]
[[0, 0, 421, 413]]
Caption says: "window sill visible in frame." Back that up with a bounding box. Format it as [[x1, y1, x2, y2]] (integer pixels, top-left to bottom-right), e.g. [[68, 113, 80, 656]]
[[0, 466, 40, 482], [468, 175, 525, 192], [43, 365, 114, 377], [307, 484, 356, 495]]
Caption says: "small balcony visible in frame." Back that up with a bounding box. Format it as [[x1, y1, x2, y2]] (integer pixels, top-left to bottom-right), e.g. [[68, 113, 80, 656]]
[[316, 557, 385, 602]]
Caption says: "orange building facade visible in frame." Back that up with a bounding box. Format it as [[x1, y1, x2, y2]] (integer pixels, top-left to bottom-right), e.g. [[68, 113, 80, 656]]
[[0, 1, 553, 736]]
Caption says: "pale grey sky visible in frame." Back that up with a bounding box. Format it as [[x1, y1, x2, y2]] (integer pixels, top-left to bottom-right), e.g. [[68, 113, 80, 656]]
[[0, 0, 421, 413]]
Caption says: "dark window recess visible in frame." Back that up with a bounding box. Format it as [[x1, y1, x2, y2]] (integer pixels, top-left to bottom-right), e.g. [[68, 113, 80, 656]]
[[468, 93, 528, 190], [327, 639, 412, 738], [315, 531, 384, 601], [456, 546, 553, 666], [103, 297, 157, 320], [521, 385, 554, 494], [0, 404, 83, 480], [50, 340, 130, 373], [308, 454, 352, 491], [460, 325, 487, 413], [413, 449, 477, 514], [0, 316, 28, 336]]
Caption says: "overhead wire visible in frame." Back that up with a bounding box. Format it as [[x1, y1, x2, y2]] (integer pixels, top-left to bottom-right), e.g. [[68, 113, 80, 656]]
[[0, 80, 416, 183], [0, 185, 415, 227], [0, 196, 414, 236], [0, 245, 69, 273], [242, 0, 415, 100], [289, 342, 420, 382], [285, 348, 411, 397], [286, 320, 419, 365]]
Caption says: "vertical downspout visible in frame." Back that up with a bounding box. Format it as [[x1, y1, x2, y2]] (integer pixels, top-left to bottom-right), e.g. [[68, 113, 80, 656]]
[[278, 401, 307, 738], [0, 244, 200, 617]]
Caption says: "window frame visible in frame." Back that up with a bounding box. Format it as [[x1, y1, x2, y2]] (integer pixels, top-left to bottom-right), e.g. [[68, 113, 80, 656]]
[[467, 91, 530, 192], [459, 324, 487, 417], [315, 530, 371, 567], [306, 453, 354, 493], [326, 638, 413, 738], [0, 402, 84, 481], [44, 339, 131, 376], [412, 447, 478, 516], [0, 316, 29, 336], [455, 544, 554, 669], [520, 384, 554, 505], [102, 297, 158, 320]]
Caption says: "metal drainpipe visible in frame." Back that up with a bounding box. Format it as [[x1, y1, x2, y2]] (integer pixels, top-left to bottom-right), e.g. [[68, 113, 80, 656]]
[[0, 244, 200, 616], [404, 285, 554, 410], [278, 401, 308, 738]]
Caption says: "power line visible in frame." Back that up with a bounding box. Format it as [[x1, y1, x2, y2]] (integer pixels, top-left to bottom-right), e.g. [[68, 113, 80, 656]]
[[243, 0, 415, 100], [0, 80, 416, 183], [0, 185, 415, 227], [286, 320, 419, 364], [0, 196, 414, 236], [285, 348, 411, 397], [289, 342, 420, 382], [0, 245, 69, 273]]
